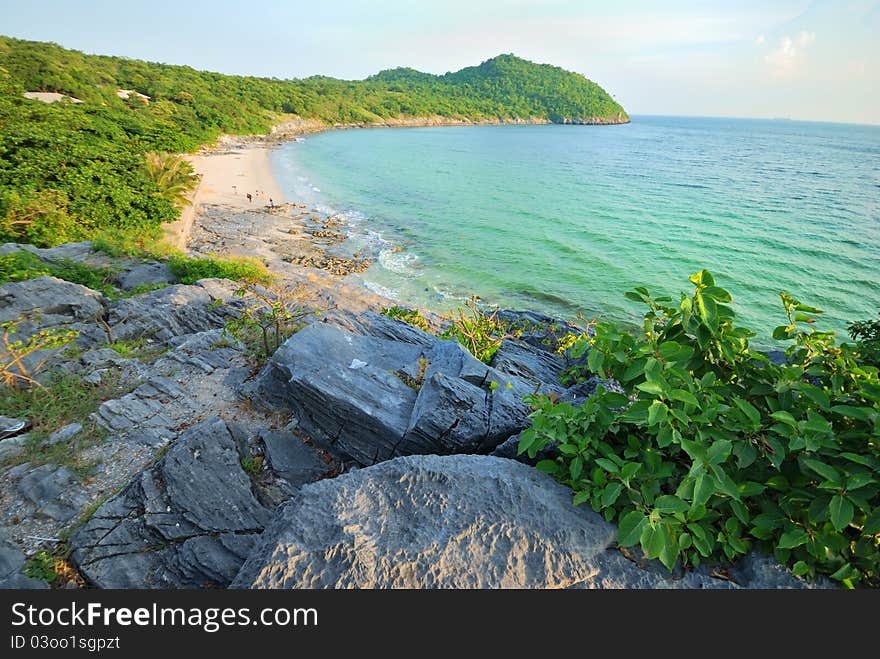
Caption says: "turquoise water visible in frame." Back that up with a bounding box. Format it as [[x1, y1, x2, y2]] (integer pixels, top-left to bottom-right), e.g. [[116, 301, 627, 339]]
[[270, 116, 880, 343]]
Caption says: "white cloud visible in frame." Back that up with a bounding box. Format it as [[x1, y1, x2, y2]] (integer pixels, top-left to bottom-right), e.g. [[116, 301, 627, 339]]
[[755, 34, 766, 45], [764, 30, 816, 78]]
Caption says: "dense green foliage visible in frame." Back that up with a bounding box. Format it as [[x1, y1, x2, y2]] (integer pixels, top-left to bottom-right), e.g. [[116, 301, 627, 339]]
[[850, 313, 880, 366], [519, 271, 880, 587], [0, 36, 626, 248]]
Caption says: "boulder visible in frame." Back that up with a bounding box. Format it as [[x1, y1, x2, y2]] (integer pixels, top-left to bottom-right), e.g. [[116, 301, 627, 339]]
[[0, 534, 48, 589], [252, 322, 559, 465], [70, 417, 272, 589], [115, 261, 177, 291], [104, 279, 242, 343], [0, 276, 104, 325], [16, 464, 89, 523], [260, 429, 328, 487], [232, 455, 820, 589], [491, 337, 566, 387]]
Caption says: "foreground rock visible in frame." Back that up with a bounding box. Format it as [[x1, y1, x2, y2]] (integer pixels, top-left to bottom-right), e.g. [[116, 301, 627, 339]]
[[0, 534, 48, 589], [232, 455, 818, 589], [251, 317, 564, 466], [71, 418, 272, 588]]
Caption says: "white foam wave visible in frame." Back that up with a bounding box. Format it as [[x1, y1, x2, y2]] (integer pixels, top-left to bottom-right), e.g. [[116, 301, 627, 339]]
[[362, 280, 399, 300]]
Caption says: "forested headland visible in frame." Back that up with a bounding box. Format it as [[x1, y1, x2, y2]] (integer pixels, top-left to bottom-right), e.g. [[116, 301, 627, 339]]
[[0, 36, 628, 248]]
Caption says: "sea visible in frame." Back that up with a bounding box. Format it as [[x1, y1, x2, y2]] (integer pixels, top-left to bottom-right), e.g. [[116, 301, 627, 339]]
[[269, 115, 880, 344]]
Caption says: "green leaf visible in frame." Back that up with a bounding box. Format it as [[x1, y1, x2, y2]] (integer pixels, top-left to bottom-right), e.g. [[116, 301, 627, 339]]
[[862, 507, 880, 534], [587, 347, 605, 373], [602, 482, 623, 508], [621, 462, 642, 483], [636, 380, 665, 396], [669, 388, 699, 406], [693, 473, 714, 507], [846, 473, 875, 491], [594, 458, 619, 474], [770, 410, 797, 426], [535, 460, 558, 475], [733, 398, 761, 426], [831, 405, 873, 421], [658, 341, 694, 363], [569, 456, 584, 480], [617, 511, 647, 547], [557, 443, 578, 456], [647, 401, 668, 426], [801, 458, 841, 485], [573, 490, 591, 506], [641, 524, 667, 560], [840, 452, 873, 467], [829, 495, 854, 532], [654, 495, 690, 514], [777, 529, 808, 549], [702, 286, 732, 303], [791, 561, 810, 577]]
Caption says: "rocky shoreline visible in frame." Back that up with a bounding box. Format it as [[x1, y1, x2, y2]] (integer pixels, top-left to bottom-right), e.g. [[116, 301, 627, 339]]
[[0, 231, 828, 589]]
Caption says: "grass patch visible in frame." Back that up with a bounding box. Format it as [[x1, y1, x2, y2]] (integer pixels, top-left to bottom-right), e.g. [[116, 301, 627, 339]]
[[241, 455, 263, 477], [104, 338, 167, 363], [0, 251, 117, 297], [168, 255, 273, 286], [0, 371, 132, 475]]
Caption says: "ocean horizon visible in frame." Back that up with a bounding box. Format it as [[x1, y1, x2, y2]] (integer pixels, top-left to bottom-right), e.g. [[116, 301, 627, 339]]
[[270, 115, 880, 344]]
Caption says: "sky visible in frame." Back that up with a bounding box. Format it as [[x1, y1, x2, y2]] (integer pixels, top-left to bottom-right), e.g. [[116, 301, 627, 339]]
[[1, 0, 878, 124]]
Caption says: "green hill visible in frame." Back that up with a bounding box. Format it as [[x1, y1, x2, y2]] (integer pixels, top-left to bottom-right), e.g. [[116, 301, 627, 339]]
[[0, 36, 628, 248]]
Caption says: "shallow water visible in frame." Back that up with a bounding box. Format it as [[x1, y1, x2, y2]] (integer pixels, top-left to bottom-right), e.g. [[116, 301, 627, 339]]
[[270, 116, 880, 344]]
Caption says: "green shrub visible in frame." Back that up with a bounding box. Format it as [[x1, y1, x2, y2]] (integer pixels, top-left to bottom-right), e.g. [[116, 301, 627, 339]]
[[440, 296, 507, 364], [381, 306, 431, 332], [849, 313, 880, 366], [168, 255, 272, 286], [519, 270, 880, 587]]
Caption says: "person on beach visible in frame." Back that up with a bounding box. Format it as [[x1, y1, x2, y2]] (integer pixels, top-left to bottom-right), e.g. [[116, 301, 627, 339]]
[[246, 192, 252, 203], [269, 198, 275, 208]]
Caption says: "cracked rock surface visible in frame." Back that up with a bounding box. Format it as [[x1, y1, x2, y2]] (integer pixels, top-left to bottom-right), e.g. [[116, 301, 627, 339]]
[[70, 417, 271, 588], [232, 454, 822, 590]]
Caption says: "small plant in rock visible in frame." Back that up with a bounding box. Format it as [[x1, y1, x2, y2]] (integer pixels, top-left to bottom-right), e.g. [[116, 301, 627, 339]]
[[441, 296, 507, 364], [224, 281, 316, 363], [241, 455, 263, 477], [397, 356, 430, 391], [24, 551, 59, 585], [381, 306, 432, 332], [0, 315, 79, 388]]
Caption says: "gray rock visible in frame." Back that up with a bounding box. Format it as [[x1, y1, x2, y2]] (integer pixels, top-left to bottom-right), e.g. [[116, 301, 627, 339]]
[[70, 417, 271, 589], [252, 322, 554, 465], [116, 261, 177, 291], [0, 276, 104, 325], [17, 464, 77, 507], [260, 430, 328, 486], [345, 310, 437, 346], [46, 423, 83, 446], [16, 464, 88, 523], [232, 455, 822, 590], [104, 279, 242, 343], [0, 534, 48, 589], [252, 323, 422, 465], [491, 338, 566, 387], [0, 435, 28, 461]]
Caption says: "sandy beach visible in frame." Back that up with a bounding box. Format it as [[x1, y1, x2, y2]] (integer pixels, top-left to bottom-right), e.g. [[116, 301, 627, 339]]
[[164, 138, 286, 249]]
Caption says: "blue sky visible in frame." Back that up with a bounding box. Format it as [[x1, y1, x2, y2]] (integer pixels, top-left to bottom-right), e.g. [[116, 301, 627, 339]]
[[1, 0, 877, 124]]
